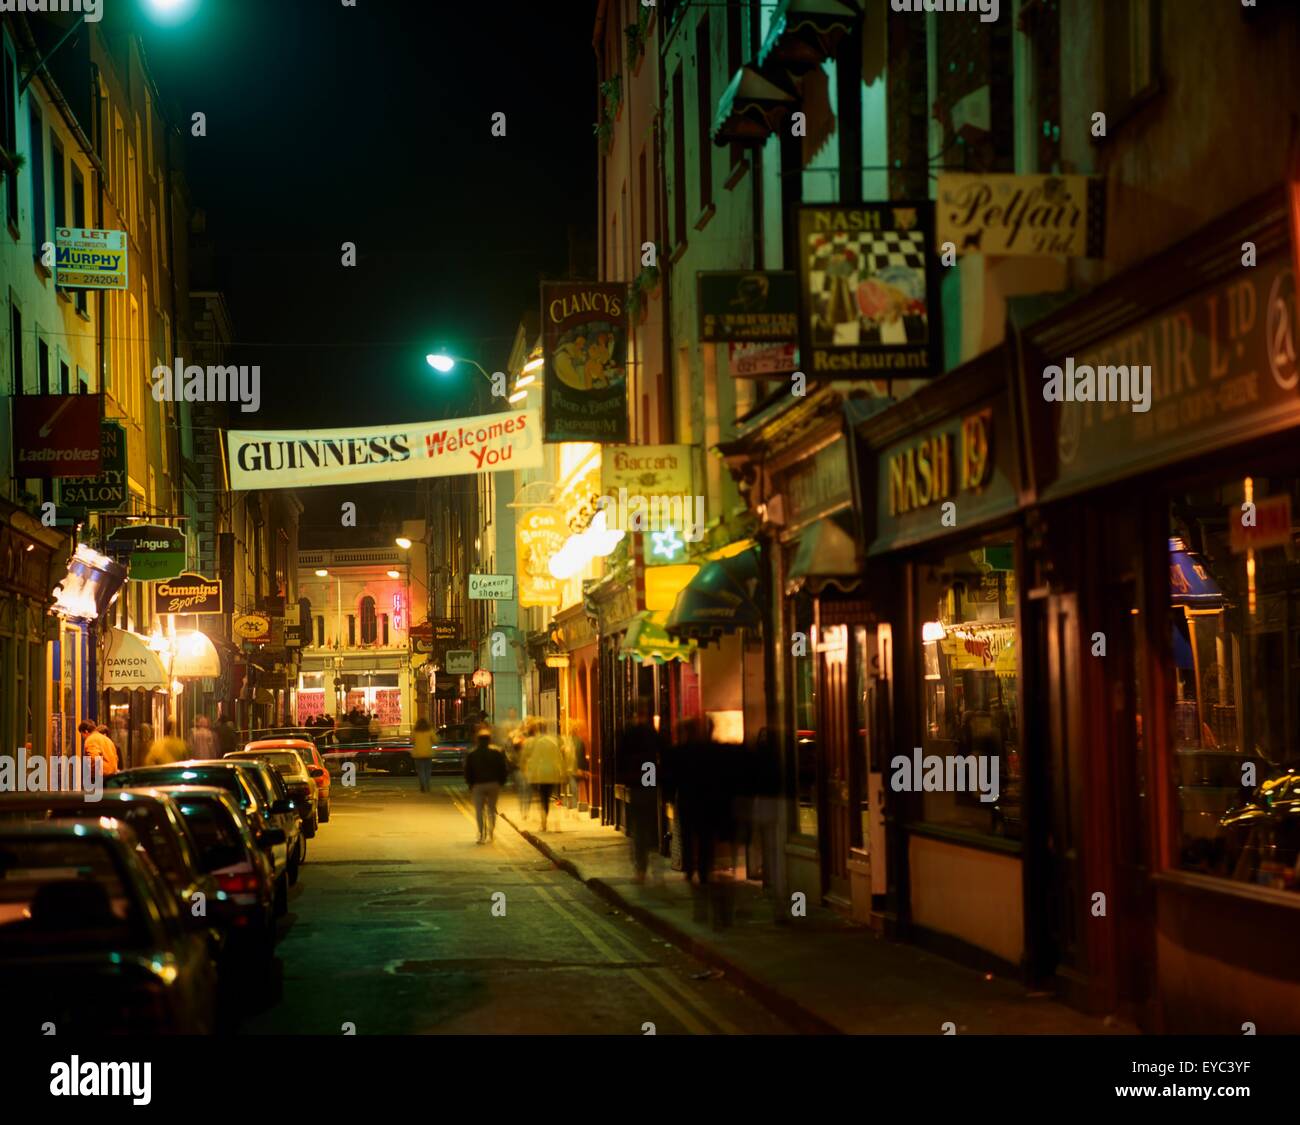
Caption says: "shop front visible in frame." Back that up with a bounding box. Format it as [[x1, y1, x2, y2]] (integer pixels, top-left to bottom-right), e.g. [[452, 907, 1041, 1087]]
[[590, 571, 641, 830], [555, 603, 601, 815], [850, 345, 1030, 971], [1011, 186, 1300, 1029]]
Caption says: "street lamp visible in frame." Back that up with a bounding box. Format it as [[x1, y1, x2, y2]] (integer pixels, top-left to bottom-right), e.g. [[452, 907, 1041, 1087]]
[[426, 353, 495, 385]]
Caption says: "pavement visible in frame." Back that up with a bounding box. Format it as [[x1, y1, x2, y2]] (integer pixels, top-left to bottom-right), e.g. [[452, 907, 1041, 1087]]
[[505, 799, 1135, 1036]]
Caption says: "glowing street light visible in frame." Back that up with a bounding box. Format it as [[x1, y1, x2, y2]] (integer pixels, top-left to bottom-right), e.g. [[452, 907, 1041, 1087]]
[[386, 570, 401, 579], [508, 389, 528, 404], [395, 537, 413, 550], [315, 568, 329, 577], [426, 353, 456, 373]]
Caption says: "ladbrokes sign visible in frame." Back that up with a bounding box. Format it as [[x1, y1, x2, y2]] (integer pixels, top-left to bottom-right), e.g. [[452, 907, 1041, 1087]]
[[226, 408, 542, 490], [154, 573, 222, 615]]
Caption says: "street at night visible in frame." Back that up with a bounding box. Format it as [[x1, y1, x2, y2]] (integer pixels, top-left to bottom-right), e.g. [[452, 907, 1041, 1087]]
[[2, 0, 1300, 1108]]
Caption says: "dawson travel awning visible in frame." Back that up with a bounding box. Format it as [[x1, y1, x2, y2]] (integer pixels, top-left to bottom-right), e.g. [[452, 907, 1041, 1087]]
[[620, 610, 697, 664], [103, 629, 168, 691], [665, 546, 762, 641], [786, 513, 861, 594]]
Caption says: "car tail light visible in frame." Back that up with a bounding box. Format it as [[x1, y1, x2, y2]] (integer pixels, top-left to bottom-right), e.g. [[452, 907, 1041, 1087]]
[[217, 871, 261, 895]]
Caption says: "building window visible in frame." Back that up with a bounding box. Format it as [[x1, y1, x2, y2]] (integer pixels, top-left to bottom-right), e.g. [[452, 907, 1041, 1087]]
[[1017, 0, 1062, 173], [37, 336, 50, 395], [2, 41, 17, 229], [51, 137, 66, 230], [671, 63, 686, 249], [10, 299, 23, 392], [315, 615, 325, 648], [29, 103, 46, 258], [347, 615, 356, 648], [784, 553, 818, 839], [915, 541, 1021, 839], [71, 165, 87, 313], [1102, 0, 1161, 129], [59, 356, 69, 394], [1169, 475, 1300, 893], [694, 16, 713, 215], [360, 596, 378, 645]]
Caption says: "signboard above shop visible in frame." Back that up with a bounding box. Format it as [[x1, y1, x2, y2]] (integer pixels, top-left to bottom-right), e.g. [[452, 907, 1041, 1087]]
[[796, 202, 940, 379], [517, 506, 565, 608], [233, 613, 271, 644], [541, 281, 629, 443], [445, 650, 475, 675], [468, 574, 514, 600], [698, 271, 798, 342], [154, 572, 223, 615], [55, 227, 129, 289], [12, 394, 103, 478], [105, 523, 186, 582], [225, 408, 541, 490], [600, 444, 694, 496], [58, 420, 126, 510], [936, 174, 1106, 259]]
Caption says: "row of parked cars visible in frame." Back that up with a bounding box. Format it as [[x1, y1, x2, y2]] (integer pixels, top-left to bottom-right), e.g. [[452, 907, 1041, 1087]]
[[0, 737, 332, 1034], [248, 723, 476, 776]]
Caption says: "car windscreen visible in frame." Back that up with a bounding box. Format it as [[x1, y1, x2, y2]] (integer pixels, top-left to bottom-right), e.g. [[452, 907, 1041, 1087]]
[[173, 799, 247, 873], [0, 836, 151, 952], [230, 763, 274, 804], [249, 752, 305, 778], [112, 768, 249, 808]]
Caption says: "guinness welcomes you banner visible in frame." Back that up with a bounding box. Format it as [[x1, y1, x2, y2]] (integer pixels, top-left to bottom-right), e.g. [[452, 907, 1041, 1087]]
[[227, 408, 542, 490], [541, 281, 629, 443]]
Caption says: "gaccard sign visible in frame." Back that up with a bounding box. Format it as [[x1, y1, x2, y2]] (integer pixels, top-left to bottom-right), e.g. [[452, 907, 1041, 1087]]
[[226, 408, 541, 490]]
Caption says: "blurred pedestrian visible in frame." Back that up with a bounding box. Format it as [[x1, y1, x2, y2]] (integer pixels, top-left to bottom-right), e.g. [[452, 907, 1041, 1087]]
[[465, 727, 508, 843], [411, 717, 435, 792], [368, 711, 381, 738], [617, 699, 665, 883], [216, 713, 237, 757], [188, 715, 217, 759], [750, 727, 782, 898], [145, 721, 188, 765], [524, 719, 564, 832], [110, 715, 129, 771], [567, 718, 590, 812], [513, 718, 533, 820]]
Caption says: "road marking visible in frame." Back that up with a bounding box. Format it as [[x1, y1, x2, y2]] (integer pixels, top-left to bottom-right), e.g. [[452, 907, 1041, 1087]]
[[446, 786, 740, 1035]]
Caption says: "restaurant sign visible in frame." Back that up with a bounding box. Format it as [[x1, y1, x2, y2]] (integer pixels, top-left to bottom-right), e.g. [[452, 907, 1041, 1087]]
[[541, 281, 629, 443], [796, 202, 940, 379], [936, 174, 1105, 258], [154, 572, 223, 615], [698, 271, 798, 342]]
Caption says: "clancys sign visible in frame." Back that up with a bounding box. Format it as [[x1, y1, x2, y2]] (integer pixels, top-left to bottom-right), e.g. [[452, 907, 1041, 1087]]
[[226, 408, 543, 490]]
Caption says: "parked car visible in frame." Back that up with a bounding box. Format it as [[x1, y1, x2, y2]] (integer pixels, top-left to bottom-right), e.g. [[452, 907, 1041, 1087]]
[[0, 820, 218, 1033], [108, 762, 291, 908], [315, 729, 416, 776], [245, 738, 331, 822], [219, 757, 306, 881], [226, 749, 319, 838], [430, 723, 474, 774], [156, 785, 279, 978], [0, 788, 231, 963]]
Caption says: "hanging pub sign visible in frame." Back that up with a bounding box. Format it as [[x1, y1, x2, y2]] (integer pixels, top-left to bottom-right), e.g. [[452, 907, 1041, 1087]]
[[936, 174, 1106, 258], [517, 506, 565, 608], [105, 523, 186, 582], [698, 271, 798, 342], [154, 572, 223, 615], [55, 227, 129, 289], [541, 281, 629, 443], [233, 613, 271, 644], [58, 420, 126, 510], [11, 394, 103, 477], [796, 201, 940, 379], [226, 407, 541, 490]]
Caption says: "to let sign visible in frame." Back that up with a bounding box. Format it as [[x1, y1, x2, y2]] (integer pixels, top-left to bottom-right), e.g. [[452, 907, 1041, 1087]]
[[55, 227, 129, 289], [469, 574, 514, 600], [12, 395, 103, 477]]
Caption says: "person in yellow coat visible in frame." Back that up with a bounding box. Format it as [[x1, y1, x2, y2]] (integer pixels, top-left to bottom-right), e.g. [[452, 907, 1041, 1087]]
[[410, 717, 436, 792], [145, 721, 189, 765]]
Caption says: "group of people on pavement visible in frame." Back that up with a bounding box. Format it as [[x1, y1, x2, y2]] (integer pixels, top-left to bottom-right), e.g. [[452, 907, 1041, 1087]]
[[76, 712, 241, 772], [616, 701, 781, 929]]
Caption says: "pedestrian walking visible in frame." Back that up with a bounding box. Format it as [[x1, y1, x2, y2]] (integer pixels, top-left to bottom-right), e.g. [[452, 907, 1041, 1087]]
[[524, 719, 565, 831], [78, 720, 118, 779], [567, 718, 590, 811], [216, 713, 238, 757], [188, 715, 217, 759], [411, 717, 435, 792], [617, 699, 666, 883], [513, 718, 534, 820], [465, 727, 508, 843], [145, 721, 188, 765]]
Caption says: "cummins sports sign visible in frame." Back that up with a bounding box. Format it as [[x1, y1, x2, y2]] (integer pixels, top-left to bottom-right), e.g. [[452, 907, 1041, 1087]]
[[226, 408, 542, 490]]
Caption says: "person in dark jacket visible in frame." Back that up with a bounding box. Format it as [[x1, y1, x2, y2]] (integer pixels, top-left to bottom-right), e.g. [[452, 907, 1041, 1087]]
[[464, 728, 508, 844], [617, 699, 666, 882]]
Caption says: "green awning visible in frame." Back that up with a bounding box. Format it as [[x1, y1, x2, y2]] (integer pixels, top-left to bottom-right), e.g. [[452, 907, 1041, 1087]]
[[757, 0, 862, 76], [712, 64, 798, 147], [665, 547, 762, 641], [787, 513, 860, 594], [619, 611, 696, 664]]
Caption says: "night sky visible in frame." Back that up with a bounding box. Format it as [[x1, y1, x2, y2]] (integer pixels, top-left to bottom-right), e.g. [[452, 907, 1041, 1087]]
[[141, 0, 597, 535], [140, 0, 598, 419]]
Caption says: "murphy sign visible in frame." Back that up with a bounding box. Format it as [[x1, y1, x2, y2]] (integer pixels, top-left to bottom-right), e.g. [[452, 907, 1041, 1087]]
[[227, 408, 542, 490]]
